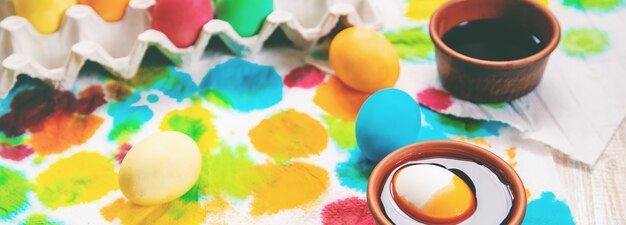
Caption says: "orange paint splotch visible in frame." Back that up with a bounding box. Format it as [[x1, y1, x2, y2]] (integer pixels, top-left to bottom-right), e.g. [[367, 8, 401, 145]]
[[30, 113, 104, 155], [101, 197, 212, 225], [36, 152, 118, 209], [249, 109, 328, 162], [251, 162, 329, 216], [526, 188, 532, 199], [313, 77, 370, 121], [506, 147, 518, 168]]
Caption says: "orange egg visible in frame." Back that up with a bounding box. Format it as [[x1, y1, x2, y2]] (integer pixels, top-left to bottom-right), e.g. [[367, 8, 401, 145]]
[[329, 27, 400, 93], [392, 164, 476, 224], [78, 0, 129, 22]]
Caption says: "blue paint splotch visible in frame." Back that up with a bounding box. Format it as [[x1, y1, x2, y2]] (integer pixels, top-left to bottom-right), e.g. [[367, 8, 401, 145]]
[[522, 192, 575, 225], [199, 58, 283, 112], [418, 107, 506, 141], [150, 67, 198, 102], [336, 148, 377, 193], [107, 93, 154, 142]]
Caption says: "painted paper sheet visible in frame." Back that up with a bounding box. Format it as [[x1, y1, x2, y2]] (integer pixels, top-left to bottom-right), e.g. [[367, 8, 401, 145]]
[[1, 47, 574, 224]]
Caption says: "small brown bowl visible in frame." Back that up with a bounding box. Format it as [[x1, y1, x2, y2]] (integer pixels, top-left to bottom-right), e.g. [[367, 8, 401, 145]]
[[429, 0, 560, 103], [367, 140, 526, 225]]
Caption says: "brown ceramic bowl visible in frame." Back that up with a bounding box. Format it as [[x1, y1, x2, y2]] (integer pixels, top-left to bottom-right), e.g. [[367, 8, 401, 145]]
[[367, 140, 527, 224], [429, 0, 560, 103]]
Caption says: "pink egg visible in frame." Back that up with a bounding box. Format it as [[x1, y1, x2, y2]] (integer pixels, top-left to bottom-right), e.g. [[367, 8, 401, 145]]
[[152, 0, 213, 48]]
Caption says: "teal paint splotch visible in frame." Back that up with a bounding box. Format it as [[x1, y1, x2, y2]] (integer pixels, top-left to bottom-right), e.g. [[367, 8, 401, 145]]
[[147, 94, 159, 103], [522, 192, 575, 225], [563, 0, 624, 11], [336, 148, 377, 193], [151, 67, 198, 102], [418, 107, 507, 141], [199, 58, 283, 112], [107, 93, 154, 141]]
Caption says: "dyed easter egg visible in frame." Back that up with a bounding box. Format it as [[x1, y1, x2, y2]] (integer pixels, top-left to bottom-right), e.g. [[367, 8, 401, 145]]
[[356, 89, 420, 162], [119, 131, 201, 206], [392, 164, 476, 224], [152, 0, 213, 48], [215, 0, 273, 37], [13, 0, 77, 34], [78, 0, 129, 22], [330, 27, 400, 93]]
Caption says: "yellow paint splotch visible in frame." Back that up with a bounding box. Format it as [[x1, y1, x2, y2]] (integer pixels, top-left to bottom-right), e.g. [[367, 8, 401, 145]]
[[36, 152, 117, 209], [249, 109, 328, 162], [313, 77, 370, 121], [506, 147, 518, 168], [101, 197, 216, 225], [456, 137, 492, 148], [406, 0, 448, 21], [250, 162, 329, 215], [160, 105, 218, 151]]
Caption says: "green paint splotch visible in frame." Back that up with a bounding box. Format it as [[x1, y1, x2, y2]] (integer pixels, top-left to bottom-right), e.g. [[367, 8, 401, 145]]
[[562, 28, 610, 58], [563, 0, 624, 11], [21, 213, 63, 225], [522, 192, 575, 225], [0, 167, 32, 220], [200, 144, 269, 199], [483, 103, 506, 109], [385, 28, 435, 61], [322, 115, 357, 150], [160, 105, 218, 151], [0, 133, 24, 145], [107, 93, 154, 142]]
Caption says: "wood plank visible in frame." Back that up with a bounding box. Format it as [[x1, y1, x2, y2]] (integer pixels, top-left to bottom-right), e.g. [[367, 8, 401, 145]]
[[554, 120, 626, 225]]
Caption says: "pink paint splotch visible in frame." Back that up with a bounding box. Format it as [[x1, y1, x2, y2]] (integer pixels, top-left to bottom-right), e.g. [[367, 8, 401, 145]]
[[322, 197, 375, 225], [416, 87, 453, 112], [0, 144, 34, 161], [115, 143, 133, 164], [284, 64, 326, 89]]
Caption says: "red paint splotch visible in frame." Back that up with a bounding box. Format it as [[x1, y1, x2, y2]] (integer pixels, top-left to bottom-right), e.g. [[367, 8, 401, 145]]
[[115, 143, 133, 164], [0, 85, 107, 137], [0, 144, 34, 161], [416, 87, 453, 112], [322, 197, 375, 225], [284, 64, 326, 89]]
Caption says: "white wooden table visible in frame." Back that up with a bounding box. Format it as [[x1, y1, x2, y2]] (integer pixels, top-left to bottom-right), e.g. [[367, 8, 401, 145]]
[[554, 120, 626, 224]]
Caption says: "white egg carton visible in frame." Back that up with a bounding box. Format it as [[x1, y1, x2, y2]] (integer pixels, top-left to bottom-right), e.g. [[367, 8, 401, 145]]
[[0, 0, 382, 98]]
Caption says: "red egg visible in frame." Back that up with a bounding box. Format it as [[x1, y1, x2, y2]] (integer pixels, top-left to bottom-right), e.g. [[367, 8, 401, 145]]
[[152, 0, 213, 48]]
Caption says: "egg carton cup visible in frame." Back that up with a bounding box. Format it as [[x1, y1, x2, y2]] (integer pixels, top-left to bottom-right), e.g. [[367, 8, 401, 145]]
[[0, 0, 382, 99]]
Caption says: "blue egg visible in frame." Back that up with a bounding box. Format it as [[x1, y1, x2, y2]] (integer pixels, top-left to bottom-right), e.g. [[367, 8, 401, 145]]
[[356, 88, 421, 162]]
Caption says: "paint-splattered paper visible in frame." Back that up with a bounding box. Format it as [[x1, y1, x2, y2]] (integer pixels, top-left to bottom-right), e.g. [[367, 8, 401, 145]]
[[365, 0, 626, 166], [0, 1, 583, 225]]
